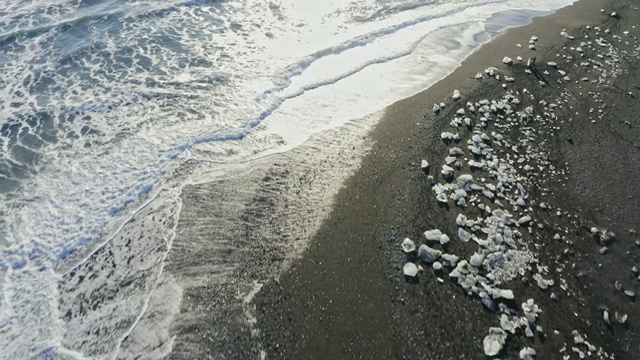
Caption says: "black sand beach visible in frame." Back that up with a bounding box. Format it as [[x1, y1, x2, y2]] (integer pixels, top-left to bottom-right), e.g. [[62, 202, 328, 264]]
[[256, 0, 640, 359]]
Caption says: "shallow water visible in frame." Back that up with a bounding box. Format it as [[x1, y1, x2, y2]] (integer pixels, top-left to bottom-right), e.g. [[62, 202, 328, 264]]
[[0, 0, 576, 357]]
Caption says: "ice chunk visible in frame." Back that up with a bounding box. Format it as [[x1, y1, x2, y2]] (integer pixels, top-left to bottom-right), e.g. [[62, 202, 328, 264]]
[[401, 238, 416, 253], [483, 328, 507, 356], [458, 228, 471, 243], [502, 57, 513, 65], [418, 244, 442, 263], [519, 347, 536, 360], [403, 262, 419, 277], [453, 89, 461, 100], [441, 254, 459, 267], [456, 213, 467, 227], [424, 229, 444, 242]]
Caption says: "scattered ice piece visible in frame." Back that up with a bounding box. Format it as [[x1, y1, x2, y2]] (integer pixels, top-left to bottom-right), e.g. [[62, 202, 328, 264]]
[[433, 261, 443, 271], [548, 61, 558, 68], [456, 213, 467, 227], [615, 312, 628, 324], [424, 229, 444, 242], [611, 11, 617, 17], [433, 103, 441, 113], [401, 238, 416, 253], [560, 31, 574, 40], [483, 328, 507, 357], [502, 57, 513, 65], [421, 160, 430, 173], [441, 254, 459, 267], [624, 290, 635, 299], [458, 228, 472, 243], [403, 262, 419, 277], [603, 310, 611, 326], [453, 89, 461, 100], [470, 252, 485, 267], [418, 244, 442, 263], [529, 44, 536, 50], [518, 215, 532, 225], [475, 72, 484, 80], [519, 347, 536, 360], [500, 289, 514, 300], [530, 36, 538, 41]]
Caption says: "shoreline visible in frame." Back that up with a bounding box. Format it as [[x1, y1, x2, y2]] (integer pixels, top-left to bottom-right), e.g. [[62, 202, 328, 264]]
[[256, 0, 640, 358]]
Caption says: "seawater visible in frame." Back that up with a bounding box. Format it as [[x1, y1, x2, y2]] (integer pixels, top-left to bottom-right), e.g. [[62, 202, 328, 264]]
[[0, 0, 576, 358]]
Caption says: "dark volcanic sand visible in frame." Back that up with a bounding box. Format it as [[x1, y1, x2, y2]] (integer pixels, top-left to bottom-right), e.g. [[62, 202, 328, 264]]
[[256, 0, 640, 359]]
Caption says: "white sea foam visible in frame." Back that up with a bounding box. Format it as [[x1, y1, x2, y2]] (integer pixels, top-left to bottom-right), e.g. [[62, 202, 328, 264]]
[[0, 0, 577, 357]]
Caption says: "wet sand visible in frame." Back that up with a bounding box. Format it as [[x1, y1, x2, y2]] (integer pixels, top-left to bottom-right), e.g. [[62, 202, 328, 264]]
[[256, 0, 640, 358]]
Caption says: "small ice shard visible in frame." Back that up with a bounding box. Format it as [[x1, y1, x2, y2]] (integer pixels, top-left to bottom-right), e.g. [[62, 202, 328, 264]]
[[528, 44, 536, 50], [530, 36, 538, 41], [427, 175, 436, 186], [519, 347, 536, 360], [403, 262, 419, 277], [418, 244, 442, 263], [458, 228, 471, 243], [421, 159, 430, 173], [483, 328, 507, 357], [440, 234, 450, 245], [456, 213, 467, 226], [401, 238, 416, 253], [433, 103, 441, 113], [453, 89, 461, 100], [456, 108, 465, 115], [547, 61, 558, 68], [611, 11, 617, 17], [502, 56, 513, 65], [475, 72, 484, 79], [433, 261, 443, 271]]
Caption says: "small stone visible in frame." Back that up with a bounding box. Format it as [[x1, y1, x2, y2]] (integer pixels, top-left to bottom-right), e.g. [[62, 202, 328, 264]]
[[403, 262, 419, 277], [401, 238, 416, 253]]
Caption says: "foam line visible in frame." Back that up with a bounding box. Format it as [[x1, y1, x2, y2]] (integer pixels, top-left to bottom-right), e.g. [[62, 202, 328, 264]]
[[59, 185, 163, 277]]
